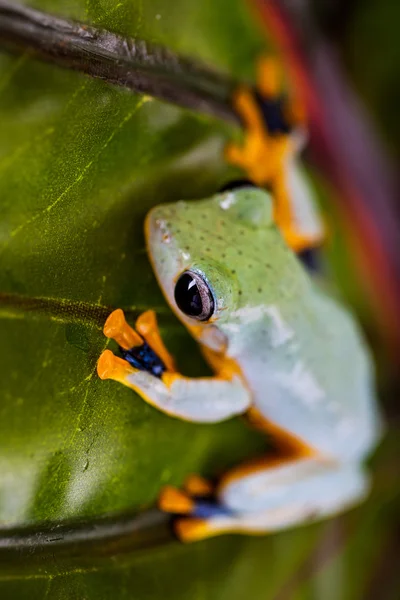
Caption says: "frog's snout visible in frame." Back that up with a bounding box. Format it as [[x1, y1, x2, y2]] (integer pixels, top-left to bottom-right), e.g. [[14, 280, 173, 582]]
[[146, 208, 167, 246], [154, 218, 172, 245], [146, 204, 177, 244], [145, 205, 184, 304]]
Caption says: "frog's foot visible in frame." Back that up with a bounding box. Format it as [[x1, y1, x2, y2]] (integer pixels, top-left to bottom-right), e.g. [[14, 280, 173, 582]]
[[158, 486, 196, 514], [184, 474, 214, 497], [97, 348, 173, 410], [97, 349, 136, 383], [229, 86, 266, 139], [158, 485, 237, 542], [225, 56, 324, 253], [98, 307, 175, 397], [225, 85, 293, 187], [103, 308, 175, 374], [225, 87, 284, 181], [135, 309, 176, 372], [158, 476, 214, 512], [225, 55, 297, 185], [174, 515, 265, 542], [256, 55, 283, 99], [98, 310, 251, 422], [158, 486, 270, 542], [256, 54, 305, 126]]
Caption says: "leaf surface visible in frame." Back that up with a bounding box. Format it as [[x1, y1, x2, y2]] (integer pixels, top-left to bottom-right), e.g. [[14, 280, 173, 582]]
[[0, 1, 398, 599]]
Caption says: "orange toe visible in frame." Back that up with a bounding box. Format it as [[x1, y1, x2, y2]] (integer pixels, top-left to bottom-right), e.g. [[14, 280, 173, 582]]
[[184, 474, 214, 497], [174, 517, 216, 543], [97, 350, 117, 380], [97, 350, 135, 382], [158, 486, 194, 515], [103, 309, 143, 349]]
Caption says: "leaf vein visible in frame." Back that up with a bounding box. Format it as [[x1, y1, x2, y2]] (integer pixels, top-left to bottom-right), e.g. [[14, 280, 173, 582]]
[[8, 96, 149, 240]]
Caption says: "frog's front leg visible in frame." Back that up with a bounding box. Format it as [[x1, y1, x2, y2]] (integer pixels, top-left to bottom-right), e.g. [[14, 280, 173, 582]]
[[97, 310, 251, 423]]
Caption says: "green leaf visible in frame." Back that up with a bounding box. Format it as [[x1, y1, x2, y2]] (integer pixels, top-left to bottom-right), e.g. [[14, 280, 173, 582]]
[[0, 1, 399, 599]]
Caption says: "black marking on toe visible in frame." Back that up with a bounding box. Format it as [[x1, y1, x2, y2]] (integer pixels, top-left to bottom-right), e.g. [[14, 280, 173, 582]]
[[121, 342, 166, 378], [255, 91, 292, 135], [192, 500, 233, 519]]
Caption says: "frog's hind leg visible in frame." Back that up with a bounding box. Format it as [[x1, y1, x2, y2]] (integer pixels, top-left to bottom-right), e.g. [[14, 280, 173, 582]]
[[159, 485, 238, 542], [163, 414, 370, 542], [156, 412, 369, 542], [170, 458, 369, 542]]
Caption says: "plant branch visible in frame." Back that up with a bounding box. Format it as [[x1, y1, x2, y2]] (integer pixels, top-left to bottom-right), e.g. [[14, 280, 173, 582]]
[[0, 509, 174, 576], [0, 0, 240, 124], [0, 291, 174, 329]]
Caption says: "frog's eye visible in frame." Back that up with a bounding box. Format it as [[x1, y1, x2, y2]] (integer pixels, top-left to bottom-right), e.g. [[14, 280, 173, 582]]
[[174, 271, 215, 321]]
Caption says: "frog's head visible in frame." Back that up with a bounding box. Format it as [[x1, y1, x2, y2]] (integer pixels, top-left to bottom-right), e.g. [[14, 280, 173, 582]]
[[145, 187, 282, 352]]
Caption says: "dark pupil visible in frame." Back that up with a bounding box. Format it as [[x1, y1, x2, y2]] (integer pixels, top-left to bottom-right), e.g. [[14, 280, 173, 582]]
[[174, 273, 203, 316]]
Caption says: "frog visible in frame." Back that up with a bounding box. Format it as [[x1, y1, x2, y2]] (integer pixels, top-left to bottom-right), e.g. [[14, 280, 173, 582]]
[[97, 185, 382, 543]]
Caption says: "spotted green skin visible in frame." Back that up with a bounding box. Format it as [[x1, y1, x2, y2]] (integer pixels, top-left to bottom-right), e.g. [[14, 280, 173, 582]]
[[147, 188, 381, 461]]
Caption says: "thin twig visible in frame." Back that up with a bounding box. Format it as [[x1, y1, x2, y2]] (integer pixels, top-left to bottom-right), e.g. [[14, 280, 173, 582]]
[[0, 0, 240, 124], [0, 291, 174, 329], [0, 509, 174, 576]]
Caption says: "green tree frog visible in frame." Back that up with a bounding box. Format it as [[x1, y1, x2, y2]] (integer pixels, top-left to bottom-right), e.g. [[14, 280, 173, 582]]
[[97, 186, 381, 543]]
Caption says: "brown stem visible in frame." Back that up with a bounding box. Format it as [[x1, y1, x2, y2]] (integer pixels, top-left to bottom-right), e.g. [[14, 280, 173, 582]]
[[0, 0, 240, 124], [0, 509, 174, 575]]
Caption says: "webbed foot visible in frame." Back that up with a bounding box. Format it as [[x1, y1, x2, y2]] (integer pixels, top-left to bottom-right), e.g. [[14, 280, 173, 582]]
[[97, 309, 251, 421], [226, 55, 324, 253], [158, 484, 234, 542]]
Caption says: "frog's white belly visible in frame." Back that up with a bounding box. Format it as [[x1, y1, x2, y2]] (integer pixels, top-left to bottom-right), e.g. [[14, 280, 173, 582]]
[[246, 357, 378, 460], [224, 296, 381, 461]]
